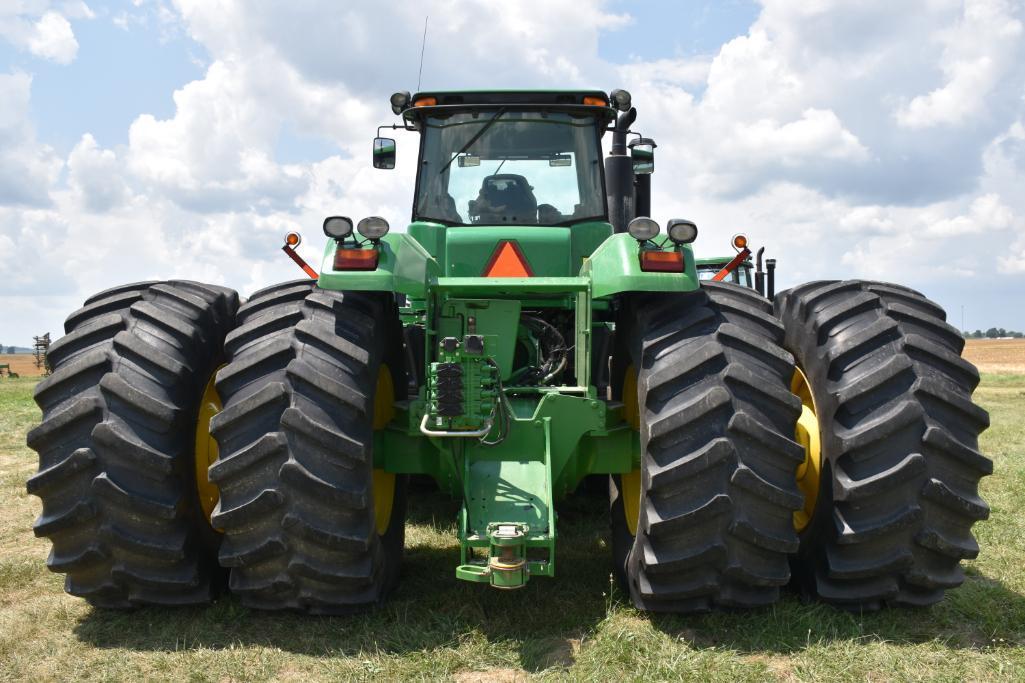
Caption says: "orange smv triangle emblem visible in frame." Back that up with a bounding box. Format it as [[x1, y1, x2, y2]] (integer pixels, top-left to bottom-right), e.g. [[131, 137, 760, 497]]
[[483, 240, 533, 277]]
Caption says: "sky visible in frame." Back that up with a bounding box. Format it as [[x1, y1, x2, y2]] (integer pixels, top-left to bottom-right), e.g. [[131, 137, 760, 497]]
[[1, 0, 1024, 347]]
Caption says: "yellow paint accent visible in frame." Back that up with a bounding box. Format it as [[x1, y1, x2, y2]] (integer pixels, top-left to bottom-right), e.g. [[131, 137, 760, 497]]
[[792, 365, 822, 532], [194, 366, 223, 525], [372, 364, 396, 535], [622, 364, 641, 536]]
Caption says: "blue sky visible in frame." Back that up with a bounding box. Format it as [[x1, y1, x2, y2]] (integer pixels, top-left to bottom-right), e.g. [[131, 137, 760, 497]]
[[0, 2, 201, 152], [1, 0, 1024, 345], [600, 0, 759, 62]]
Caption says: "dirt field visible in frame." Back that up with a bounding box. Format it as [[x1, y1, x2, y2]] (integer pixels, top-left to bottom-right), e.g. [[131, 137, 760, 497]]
[[0, 354, 44, 378], [963, 338, 1025, 374]]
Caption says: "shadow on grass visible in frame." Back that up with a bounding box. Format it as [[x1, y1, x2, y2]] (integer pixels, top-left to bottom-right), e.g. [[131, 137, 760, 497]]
[[649, 567, 1025, 656], [72, 488, 1025, 672], [72, 489, 612, 673]]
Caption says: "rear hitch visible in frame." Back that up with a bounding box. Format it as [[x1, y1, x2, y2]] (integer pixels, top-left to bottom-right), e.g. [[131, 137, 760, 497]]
[[457, 522, 531, 589]]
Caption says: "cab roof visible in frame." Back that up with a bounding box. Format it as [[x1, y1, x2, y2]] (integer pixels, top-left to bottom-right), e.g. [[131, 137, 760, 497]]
[[402, 90, 618, 123], [411, 90, 609, 105]]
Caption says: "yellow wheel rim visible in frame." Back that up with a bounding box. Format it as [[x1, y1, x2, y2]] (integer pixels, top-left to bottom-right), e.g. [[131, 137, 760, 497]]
[[622, 364, 641, 536], [792, 365, 822, 532], [372, 364, 396, 536], [194, 367, 223, 525]]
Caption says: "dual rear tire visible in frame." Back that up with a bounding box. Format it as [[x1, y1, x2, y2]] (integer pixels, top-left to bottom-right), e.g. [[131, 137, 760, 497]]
[[611, 282, 805, 611], [26, 281, 237, 606], [27, 280, 407, 612], [613, 280, 991, 612], [28, 277, 990, 613], [209, 281, 407, 613], [775, 280, 991, 608]]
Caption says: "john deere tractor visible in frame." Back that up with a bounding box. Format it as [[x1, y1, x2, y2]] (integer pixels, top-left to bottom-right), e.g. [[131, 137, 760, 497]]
[[27, 89, 991, 613]]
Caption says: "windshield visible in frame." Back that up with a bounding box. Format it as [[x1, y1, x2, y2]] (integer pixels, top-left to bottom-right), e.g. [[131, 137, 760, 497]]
[[697, 263, 752, 287], [415, 110, 605, 226]]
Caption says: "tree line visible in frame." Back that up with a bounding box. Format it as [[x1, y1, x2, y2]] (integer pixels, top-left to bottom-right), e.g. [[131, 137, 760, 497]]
[[963, 329, 1024, 339]]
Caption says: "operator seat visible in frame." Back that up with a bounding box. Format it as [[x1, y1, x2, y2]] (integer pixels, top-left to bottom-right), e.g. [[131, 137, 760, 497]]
[[473, 174, 538, 224]]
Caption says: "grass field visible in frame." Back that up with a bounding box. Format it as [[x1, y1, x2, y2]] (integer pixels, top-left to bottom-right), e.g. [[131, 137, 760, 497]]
[[2, 368, 1024, 681]]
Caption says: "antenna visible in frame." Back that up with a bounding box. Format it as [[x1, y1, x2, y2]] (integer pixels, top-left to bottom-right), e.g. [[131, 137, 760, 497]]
[[417, 15, 429, 91]]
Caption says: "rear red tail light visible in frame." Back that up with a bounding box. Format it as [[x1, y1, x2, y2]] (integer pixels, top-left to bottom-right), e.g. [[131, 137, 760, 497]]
[[334, 248, 379, 271], [640, 250, 684, 273]]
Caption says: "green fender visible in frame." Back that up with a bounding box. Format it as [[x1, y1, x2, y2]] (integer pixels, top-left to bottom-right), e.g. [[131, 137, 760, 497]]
[[317, 233, 440, 298], [317, 229, 699, 299], [582, 233, 700, 299]]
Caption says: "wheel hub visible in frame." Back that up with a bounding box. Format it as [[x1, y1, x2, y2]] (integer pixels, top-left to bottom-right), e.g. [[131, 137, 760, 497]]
[[791, 365, 822, 532], [193, 367, 223, 525]]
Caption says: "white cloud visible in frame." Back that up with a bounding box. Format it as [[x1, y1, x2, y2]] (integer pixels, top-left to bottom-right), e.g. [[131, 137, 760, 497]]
[[0, 72, 63, 207], [3, 0, 1025, 345], [60, 2, 95, 20], [838, 206, 895, 236], [927, 193, 1014, 236], [896, 0, 1024, 128], [29, 12, 79, 64], [67, 134, 132, 212], [0, 3, 90, 65], [125, 59, 313, 213], [999, 239, 1025, 274], [617, 57, 712, 89]]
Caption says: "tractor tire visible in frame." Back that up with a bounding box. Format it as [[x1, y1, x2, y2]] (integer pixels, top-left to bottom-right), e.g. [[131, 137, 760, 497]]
[[612, 281, 805, 611], [209, 280, 407, 613], [775, 281, 991, 608], [26, 281, 238, 607]]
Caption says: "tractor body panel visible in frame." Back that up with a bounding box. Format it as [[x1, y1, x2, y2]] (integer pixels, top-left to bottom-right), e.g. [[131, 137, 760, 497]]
[[314, 89, 701, 588]]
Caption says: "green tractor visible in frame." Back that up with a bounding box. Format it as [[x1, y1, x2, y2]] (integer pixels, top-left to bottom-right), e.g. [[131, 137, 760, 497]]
[[27, 89, 990, 613], [694, 233, 774, 295]]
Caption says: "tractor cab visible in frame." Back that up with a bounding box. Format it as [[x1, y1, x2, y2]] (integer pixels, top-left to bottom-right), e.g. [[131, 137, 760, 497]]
[[379, 91, 618, 229], [369, 90, 654, 278], [412, 106, 607, 227]]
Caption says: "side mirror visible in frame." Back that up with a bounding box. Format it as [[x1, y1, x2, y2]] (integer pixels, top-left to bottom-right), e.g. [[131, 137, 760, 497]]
[[629, 137, 656, 175], [373, 137, 396, 169]]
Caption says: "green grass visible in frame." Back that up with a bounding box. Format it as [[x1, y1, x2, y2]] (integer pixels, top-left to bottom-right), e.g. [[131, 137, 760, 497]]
[[1, 374, 1024, 681]]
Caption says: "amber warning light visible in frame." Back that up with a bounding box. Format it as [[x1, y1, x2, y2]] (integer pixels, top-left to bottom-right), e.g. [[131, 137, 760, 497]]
[[713, 235, 753, 282], [281, 232, 318, 280], [640, 250, 684, 273], [334, 248, 379, 271]]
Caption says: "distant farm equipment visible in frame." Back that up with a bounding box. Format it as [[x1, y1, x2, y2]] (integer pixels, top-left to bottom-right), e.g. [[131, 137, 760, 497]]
[[32, 333, 51, 376]]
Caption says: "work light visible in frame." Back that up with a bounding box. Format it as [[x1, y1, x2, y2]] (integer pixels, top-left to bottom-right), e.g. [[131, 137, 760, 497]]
[[390, 91, 411, 114], [627, 217, 659, 241], [610, 89, 632, 112], [667, 219, 698, 244], [357, 216, 390, 240], [323, 216, 353, 240]]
